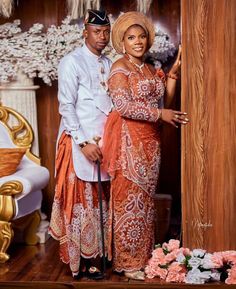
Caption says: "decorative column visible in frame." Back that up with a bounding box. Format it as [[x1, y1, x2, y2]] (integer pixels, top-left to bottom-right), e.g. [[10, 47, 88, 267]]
[[0, 71, 40, 156]]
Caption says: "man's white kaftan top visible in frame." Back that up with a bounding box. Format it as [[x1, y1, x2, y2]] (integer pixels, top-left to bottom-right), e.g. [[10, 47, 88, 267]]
[[57, 44, 112, 181]]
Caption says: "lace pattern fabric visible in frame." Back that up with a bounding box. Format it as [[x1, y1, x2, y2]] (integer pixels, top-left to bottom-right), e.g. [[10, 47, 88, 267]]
[[49, 132, 110, 275], [110, 175, 156, 272], [103, 66, 165, 272], [121, 120, 161, 197], [108, 69, 164, 123]]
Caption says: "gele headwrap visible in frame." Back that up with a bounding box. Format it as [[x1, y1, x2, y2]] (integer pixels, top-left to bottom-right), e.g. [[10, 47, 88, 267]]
[[112, 11, 155, 54]]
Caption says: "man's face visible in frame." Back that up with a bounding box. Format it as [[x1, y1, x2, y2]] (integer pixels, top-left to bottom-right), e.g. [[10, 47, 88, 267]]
[[84, 25, 110, 55]]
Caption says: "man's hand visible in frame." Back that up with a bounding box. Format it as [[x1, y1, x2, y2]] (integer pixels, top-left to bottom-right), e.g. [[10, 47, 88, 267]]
[[81, 143, 103, 162]]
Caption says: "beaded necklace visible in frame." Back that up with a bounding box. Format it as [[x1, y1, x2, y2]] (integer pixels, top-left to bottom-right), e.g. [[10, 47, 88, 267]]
[[125, 53, 156, 82], [127, 57, 145, 71]]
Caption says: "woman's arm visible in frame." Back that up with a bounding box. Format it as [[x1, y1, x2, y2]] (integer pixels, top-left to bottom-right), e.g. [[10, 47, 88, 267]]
[[108, 69, 161, 122], [161, 46, 189, 127], [165, 46, 181, 107]]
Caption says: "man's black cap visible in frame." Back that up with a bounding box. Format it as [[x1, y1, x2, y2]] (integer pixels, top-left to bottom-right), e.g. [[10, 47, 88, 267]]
[[84, 9, 110, 26]]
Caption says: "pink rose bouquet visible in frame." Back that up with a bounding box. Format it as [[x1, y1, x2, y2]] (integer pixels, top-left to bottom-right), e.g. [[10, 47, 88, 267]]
[[145, 239, 236, 284]]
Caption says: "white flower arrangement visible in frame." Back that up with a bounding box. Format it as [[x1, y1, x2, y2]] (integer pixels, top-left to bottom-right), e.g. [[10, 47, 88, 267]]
[[0, 15, 176, 86], [148, 29, 176, 68]]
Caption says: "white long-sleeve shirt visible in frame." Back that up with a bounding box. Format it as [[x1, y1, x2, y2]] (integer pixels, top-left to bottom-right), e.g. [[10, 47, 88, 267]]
[[57, 44, 112, 181]]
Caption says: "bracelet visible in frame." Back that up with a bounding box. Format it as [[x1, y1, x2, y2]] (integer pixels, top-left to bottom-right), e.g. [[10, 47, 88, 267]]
[[157, 108, 162, 120], [166, 72, 178, 80], [79, 141, 89, 149]]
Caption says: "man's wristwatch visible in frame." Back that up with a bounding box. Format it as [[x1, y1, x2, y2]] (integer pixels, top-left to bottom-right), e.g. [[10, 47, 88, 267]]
[[79, 141, 89, 149]]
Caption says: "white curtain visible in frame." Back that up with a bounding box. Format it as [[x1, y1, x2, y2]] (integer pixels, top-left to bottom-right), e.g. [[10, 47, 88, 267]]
[[136, 0, 153, 14], [67, 0, 101, 19], [0, 0, 14, 18]]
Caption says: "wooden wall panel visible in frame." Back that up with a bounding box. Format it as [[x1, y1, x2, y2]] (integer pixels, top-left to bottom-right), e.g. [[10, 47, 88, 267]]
[[181, 0, 236, 250]]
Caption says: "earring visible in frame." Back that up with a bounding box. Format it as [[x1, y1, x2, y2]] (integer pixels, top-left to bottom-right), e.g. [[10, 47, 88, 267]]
[[122, 44, 126, 54]]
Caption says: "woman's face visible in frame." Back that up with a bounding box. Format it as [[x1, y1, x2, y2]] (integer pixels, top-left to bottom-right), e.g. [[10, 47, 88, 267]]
[[123, 25, 148, 59]]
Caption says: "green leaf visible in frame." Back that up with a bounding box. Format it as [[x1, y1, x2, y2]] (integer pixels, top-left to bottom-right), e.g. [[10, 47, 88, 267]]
[[154, 244, 161, 249], [163, 248, 170, 255]]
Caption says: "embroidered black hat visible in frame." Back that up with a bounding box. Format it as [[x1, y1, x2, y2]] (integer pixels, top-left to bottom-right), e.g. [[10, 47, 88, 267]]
[[84, 9, 110, 26]]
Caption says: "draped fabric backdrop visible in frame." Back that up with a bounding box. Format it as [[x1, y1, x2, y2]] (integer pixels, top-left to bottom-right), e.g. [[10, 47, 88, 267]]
[[0, 0, 13, 18], [67, 0, 101, 19], [66, 0, 154, 19]]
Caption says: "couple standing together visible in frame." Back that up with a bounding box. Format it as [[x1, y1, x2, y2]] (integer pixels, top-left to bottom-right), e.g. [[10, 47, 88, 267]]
[[49, 9, 188, 280]]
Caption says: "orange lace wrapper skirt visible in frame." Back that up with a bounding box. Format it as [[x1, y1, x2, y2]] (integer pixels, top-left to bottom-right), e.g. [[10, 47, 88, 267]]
[[102, 111, 160, 272], [49, 132, 110, 275]]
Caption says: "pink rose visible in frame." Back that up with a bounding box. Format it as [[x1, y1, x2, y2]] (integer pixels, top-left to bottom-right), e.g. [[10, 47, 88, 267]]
[[211, 252, 224, 268], [166, 262, 186, 283], [162, 239, 180, 252], [155, 267, 168, 280], [225, 265, 236, 284], [165, 249, 179, 263], [151, 247, 166, 265], [145, 264, 157, 279], [179, 247, 191, 256], [145, 263, 168, 280], [152, 247, 166, 259], [222, 251, 236, 265]]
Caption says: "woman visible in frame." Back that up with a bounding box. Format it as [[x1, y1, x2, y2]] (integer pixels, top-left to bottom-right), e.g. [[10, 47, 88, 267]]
[[102, 12, 188, 280]]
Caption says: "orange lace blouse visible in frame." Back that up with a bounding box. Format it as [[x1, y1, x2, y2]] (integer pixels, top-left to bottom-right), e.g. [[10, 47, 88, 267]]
[[108, 67, 165, 121], [102, 67, 166, 196]]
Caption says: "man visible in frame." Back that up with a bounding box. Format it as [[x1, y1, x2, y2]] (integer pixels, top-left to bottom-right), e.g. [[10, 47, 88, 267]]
[[48, 10, 112, 279]]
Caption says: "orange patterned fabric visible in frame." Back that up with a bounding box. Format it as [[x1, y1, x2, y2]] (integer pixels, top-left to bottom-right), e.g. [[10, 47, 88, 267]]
[[0, 148, 26, 177], [102, 66, 165, 272], [49, 132, 110, 275]]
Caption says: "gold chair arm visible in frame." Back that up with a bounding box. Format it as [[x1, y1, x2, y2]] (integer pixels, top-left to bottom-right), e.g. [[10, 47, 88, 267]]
[[0, 181, 23, 222], [0, 181, 23, 196], [0, 105, 40, 165], [0, 195, 15, 222]]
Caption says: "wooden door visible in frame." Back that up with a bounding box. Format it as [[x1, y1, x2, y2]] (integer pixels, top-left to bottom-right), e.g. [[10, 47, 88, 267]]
[[181, 0, 236, 251]]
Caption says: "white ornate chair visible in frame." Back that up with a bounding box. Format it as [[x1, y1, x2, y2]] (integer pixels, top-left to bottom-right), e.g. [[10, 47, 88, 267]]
[[0, 105, 49, 263]]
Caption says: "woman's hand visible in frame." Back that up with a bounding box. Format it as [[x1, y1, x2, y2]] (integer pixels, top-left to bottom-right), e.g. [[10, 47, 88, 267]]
[[161, 108, 189, 128], [168, 45, 181, 77], [80, 144, 103, 162]]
